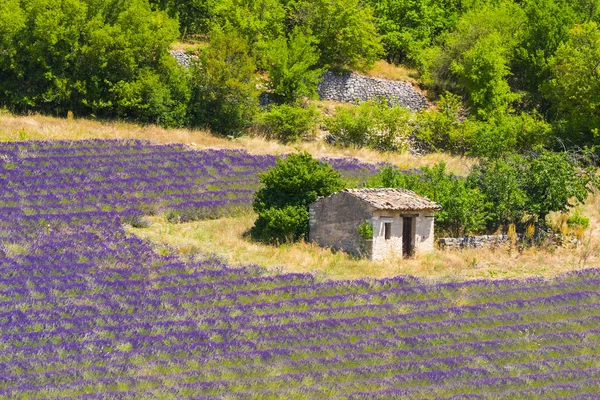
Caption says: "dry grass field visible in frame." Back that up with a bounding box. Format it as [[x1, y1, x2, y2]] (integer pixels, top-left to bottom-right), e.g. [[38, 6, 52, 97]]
[[2, 111, 599, 281], [0, 111, 472, 174], [128, 201, 600, 282]]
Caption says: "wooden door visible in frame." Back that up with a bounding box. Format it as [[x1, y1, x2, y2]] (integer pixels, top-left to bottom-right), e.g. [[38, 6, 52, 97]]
[[402, 217, 413, 257]]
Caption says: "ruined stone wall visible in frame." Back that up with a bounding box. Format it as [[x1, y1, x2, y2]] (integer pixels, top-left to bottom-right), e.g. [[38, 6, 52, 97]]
[[317, 72, 428, 111]]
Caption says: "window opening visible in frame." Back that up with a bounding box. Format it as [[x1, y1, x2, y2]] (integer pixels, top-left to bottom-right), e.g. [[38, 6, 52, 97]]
[[384, 222, 392, 240]]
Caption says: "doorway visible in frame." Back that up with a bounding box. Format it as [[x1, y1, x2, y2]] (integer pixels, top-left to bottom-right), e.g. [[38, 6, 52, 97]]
[[402, 217, 413, 257]]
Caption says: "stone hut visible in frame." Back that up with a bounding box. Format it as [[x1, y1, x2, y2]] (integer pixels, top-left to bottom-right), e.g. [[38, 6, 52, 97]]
[[308, 188, 441, 260]]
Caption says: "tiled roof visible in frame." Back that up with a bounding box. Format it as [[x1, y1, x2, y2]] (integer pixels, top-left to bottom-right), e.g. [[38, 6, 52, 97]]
[[344, 188, 441, 211]]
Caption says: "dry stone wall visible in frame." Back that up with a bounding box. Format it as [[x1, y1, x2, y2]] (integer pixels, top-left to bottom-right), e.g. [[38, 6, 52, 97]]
[[317, 72, 428, 111], [438, 235, 512, 249]]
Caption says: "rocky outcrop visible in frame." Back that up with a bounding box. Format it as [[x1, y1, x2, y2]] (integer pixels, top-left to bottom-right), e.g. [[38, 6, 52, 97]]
[[317, 72, 428, 111]]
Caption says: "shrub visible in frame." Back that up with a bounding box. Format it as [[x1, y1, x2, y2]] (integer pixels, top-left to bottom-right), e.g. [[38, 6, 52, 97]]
[[249, 205, 309, 244], [413, 92, 469, 154], [255, 103, 320, 143], [357, 220, 374, 240], [326, 99, 413, 152], [298, 0, 383, 71], [567, 210, 590, 230], [251, 151, 344, 243]]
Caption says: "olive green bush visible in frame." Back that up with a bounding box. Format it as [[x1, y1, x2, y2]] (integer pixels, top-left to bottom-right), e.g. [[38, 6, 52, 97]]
[[255, 103, 320, 143]]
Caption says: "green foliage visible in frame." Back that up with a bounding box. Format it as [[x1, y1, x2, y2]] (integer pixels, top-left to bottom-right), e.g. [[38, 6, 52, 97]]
[[470, 150, 598, 229], [522, 151, 597, 223], [367, 0, 465, 66], [371, 150, 598, 236], [468, 156, 529, 230], [424, 1, 525, 118], [256, 103, 320, 143], [370, 163, 487, 237], [290, 0, 383, 71], [567, 210, 590, 229], [357, 220, 374, 240], [253, 151, 345, 212], [413, 91, 471, 154], [188, 28, 259, 136], [546, 22, 600, 146], [326, 99, 413, 152], [249, 205, 309, 243], [469, 112, 551, 158], [148, 0, 214, 36], [251, 151, 344, 243], [0, 0, 188, 126], [214, 0, 286, 68], [512, 0, 581, 109], [266, 27, 324, 103]]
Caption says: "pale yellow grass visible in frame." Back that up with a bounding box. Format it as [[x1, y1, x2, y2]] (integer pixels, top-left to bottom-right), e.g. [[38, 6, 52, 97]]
[[0, 112, 472, 174], [128, 210, 600, 282], [364, 61, 419, 83], [170, 41, 209, 52]]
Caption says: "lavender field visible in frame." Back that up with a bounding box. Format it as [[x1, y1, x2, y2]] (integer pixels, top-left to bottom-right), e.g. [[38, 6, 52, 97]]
[[1, 140, 600, 398]]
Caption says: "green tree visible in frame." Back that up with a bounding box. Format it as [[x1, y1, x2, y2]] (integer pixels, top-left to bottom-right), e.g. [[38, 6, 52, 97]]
[[289, 0, 383, 71], [468, 156, 528, 230], [266, 27, 323, 103], [469, 112, 551, 158], [469, 150, 597, 230], [0, 0, 25, 73], [251, 151, 345, 243], [213, 0, 286, 68], [523, 150, 597, 224], [367, 0, 466, 66], [512, 0, 581, 112], [188, 28, 259, 135], [0, 0, 188, 126], [546, 22, 600, 146], [424, 0, 524, 118], [148, 0, 215, 37]]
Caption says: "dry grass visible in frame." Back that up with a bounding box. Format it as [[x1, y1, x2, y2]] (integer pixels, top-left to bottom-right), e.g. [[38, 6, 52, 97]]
[[127, 210, 600, 282], [170, 41, 209, 52], [364, 61, 419, 83], [0, 112, 473, 174]]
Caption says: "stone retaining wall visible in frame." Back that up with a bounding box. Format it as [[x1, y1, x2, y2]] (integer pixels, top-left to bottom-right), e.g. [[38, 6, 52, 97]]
[[317, 72, 428, 111], [170, 51, 428, 111]]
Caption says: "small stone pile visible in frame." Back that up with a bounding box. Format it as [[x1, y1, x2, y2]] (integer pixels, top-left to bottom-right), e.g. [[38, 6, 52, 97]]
[[317, 72, 428, 111], [169, 50, 194, 68]]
